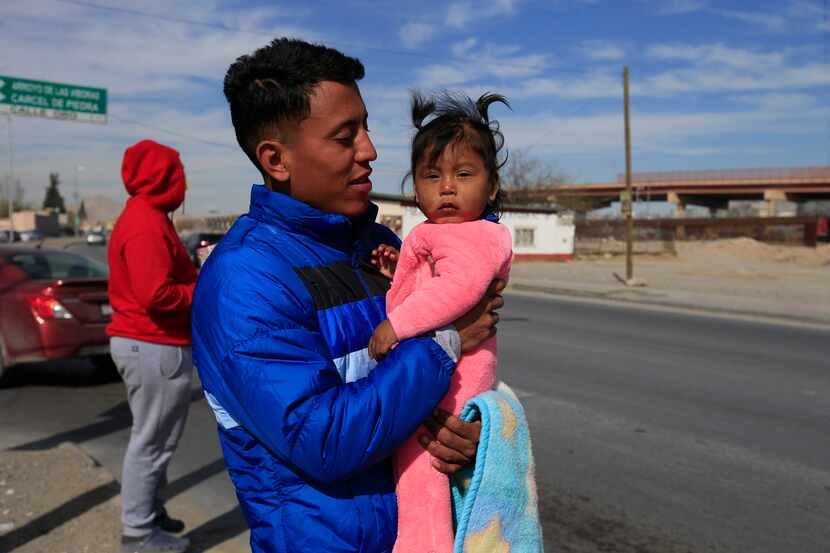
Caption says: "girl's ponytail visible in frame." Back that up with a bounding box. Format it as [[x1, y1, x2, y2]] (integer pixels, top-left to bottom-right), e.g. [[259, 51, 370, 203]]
[[411, 92, 436, 130], [475, 93, 509, 124]]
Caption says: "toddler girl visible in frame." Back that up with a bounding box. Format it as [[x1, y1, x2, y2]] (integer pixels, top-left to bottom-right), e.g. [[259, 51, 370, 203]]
[[369, 91, 513, 553]]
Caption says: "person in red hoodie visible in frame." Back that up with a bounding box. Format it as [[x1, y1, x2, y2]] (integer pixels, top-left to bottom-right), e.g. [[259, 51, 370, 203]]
[[108, 139, 197, 553]]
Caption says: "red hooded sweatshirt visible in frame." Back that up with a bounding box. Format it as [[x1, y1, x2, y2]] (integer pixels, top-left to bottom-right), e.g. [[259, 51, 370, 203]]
[[107, 140, 197, 345]]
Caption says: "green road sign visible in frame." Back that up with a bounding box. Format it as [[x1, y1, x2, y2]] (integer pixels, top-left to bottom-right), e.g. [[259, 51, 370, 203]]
[[0, 75, 107, 124]]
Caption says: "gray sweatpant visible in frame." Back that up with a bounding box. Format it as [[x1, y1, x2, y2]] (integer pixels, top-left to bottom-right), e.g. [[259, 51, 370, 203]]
[[110, 337, 193, 537]]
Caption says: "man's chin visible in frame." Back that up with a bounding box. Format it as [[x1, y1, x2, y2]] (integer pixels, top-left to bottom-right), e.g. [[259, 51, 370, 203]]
[[337, 198, 370, 218]]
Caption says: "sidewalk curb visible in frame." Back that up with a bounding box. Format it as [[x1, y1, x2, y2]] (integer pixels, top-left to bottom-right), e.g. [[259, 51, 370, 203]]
[[507, 282, 830, 330]]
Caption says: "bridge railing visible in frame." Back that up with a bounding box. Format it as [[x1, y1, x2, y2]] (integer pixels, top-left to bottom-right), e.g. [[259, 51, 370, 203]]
[[576, 216, 824, 248]]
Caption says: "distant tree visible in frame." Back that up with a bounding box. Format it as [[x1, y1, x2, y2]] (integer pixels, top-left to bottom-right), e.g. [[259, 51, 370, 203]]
[[78, 200, 87, 222], [43, 173, 66, 213], [0, 177, 29, 217], [502, 149, 567, 191], [502, 148, 604, 215]]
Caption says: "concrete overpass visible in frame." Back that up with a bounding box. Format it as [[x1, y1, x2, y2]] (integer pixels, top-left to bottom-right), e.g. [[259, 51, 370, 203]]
[[506, 166, 830, 215]]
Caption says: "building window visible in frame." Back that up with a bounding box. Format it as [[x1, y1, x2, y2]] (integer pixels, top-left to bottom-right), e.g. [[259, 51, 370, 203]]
[[515, 227, 535, 247]]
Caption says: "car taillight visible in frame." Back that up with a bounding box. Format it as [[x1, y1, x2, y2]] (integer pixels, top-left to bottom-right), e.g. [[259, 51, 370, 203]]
[[27, 295, 74, 321]]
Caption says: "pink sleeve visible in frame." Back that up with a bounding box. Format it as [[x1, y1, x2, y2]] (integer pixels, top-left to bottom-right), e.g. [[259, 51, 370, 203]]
[[387, 223, 509, 340]]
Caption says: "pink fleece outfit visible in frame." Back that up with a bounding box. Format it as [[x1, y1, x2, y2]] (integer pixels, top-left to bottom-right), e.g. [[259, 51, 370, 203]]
[[387, 219, 513, 553]]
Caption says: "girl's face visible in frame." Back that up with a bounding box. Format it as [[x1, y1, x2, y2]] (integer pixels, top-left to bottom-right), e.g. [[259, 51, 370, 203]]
[[414, 141, 497, 224]]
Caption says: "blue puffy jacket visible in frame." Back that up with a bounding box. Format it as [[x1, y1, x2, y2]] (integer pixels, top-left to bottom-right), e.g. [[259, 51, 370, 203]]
[[192, 185, 456, 553]]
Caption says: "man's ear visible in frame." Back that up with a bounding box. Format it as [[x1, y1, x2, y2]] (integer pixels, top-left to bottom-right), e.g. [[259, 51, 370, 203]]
[[256, 139, 291, 183]]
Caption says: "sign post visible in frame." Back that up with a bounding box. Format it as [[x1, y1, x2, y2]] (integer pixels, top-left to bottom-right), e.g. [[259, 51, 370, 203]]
[[5, 114, 12, 238], [0, 76, 107, 125]]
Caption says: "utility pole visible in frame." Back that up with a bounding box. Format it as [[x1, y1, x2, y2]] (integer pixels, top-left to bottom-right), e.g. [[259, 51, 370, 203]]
[[614, 66, 646, 288], [623, 66, 634, 282]]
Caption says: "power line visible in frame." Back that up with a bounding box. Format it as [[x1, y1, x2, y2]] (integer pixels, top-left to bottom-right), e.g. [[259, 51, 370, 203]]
[[108, 114, 239, 151], [53, 0, 590, 76], [107, 114, 415, 178]]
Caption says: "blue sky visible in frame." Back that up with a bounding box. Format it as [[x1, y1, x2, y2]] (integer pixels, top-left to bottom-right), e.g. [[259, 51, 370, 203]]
[[1, 0, 828, 215]]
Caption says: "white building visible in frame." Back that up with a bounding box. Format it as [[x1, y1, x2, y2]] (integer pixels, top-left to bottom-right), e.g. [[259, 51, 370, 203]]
[[371, 193, 575, 261], [0, 210, 61, 235]]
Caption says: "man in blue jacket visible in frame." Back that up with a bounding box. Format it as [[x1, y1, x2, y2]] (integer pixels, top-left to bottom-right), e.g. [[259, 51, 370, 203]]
[[192, 38, 503, 553]]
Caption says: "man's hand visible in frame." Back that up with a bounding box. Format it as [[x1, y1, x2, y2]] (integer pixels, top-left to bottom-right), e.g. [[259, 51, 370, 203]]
[[419, 408, 482, 475], [370, 244, 399, 279], [453, 278, 506, 353], [368, 319, 399, 360]]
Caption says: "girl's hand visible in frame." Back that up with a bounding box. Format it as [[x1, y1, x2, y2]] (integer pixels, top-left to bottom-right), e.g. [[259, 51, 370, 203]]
[[371, 244, 399, 279], [419, 408, 482, 475], [368, 319, 399, 360]]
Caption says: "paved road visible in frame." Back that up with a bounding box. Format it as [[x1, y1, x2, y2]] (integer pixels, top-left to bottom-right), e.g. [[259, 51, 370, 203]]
[[1, 291, 829, 552], [499, 292, 830, 553]]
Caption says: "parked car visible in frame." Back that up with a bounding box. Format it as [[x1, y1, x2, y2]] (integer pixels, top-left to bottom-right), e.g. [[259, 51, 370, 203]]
[[19, 230, 44, 243], [0, 246, 112, 382], [85, 231, 107, 246], [182, 232, 225, 267], [0, 230, 21, 244]]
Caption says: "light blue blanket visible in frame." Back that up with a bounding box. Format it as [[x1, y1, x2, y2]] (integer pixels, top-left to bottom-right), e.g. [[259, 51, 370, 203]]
[[451, 382, 544, 552]]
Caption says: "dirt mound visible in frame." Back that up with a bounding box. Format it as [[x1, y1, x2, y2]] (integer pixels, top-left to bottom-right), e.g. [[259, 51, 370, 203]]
[[675, 238, 830, 267]]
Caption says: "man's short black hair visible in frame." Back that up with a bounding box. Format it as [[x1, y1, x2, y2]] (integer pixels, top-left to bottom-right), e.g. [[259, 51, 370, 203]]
[[224, 37, 365, 171]]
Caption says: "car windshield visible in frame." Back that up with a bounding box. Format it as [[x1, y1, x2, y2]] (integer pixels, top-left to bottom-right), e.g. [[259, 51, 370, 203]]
[[7, 251, 109, 280]]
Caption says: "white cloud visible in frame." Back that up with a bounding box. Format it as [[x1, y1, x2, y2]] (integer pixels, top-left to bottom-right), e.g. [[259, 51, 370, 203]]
[[500, 93, 828, 161], [788, 0, 826, 18], [655, 0, 707, 15], [513, 71, 621, 99], [0, 0, 316, 213], [713, 9, 789, 32], [399, 22, 437, 49], [2, 1, 313, 97], [451, 38, 479, 57], [637, 63, 830, 96], [577, 40, 626, 61], [415, 41, 547, 87], [710, 1, 829, 34], [493, 0, 520, 13], [646, 43, 785, 71], [445, 0, 519, 29], [510, 40, 830, 101], [730, 92, 820, 112], [446, 2, 474, 28]]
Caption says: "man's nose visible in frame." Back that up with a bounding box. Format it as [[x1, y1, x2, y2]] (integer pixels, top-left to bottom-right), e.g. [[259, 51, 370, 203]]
[[356, 130, 377, 163]]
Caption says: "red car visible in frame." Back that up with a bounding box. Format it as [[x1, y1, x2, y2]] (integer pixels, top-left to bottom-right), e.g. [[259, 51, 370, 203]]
[[0, 246, 112, 381]]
